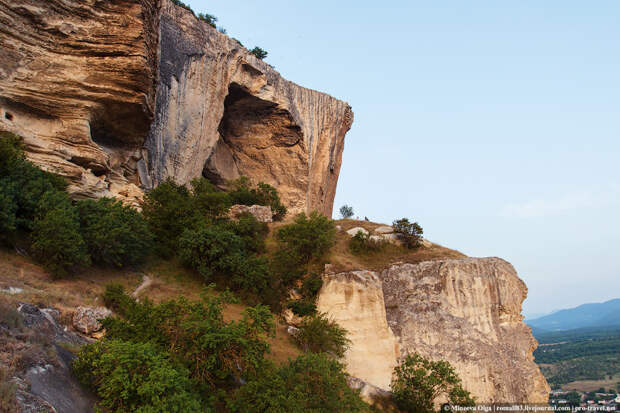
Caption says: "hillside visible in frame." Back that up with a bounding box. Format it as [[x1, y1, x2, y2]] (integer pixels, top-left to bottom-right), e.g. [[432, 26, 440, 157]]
[[527, 298, 620, 331]]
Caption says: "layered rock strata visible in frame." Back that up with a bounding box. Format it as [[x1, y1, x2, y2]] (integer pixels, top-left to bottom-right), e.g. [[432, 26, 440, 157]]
[[0, 0, 353, 214], [316, 257, 550, 404]]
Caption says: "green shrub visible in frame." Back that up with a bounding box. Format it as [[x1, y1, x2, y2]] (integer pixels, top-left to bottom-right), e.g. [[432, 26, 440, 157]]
[[228, 212, 268, 254], [190, 178, 231, 218], [301, 275, 323, 298], [0, 366, 17, 413], [0, 179, 18, 243], [349, 231, 387, 255], [142, 179, 193, 257], [249, 47, 268, 60], [294, 312, 350, 358], [391, 353, 475, 413], [73, 340, 203, 413], [276, 211, 336, 265], [288, 299, 317, 317], [30, 191, 89, 277], [102, 283, 135, 313], [393, 218, 423, 249], [76, 198, 153, 268], [100, 287, 275, 390], [228, 353, 370, 412], [339, 204, 354, 219], [178, 223, 246, 280], [228, 177, 286, 221], [197, 12, 217, 28]]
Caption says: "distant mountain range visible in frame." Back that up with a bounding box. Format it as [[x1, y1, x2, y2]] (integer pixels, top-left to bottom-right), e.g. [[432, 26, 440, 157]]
[[526, 298, 620, 332]]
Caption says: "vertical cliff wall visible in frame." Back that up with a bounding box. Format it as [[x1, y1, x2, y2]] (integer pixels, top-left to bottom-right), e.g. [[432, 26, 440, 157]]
[[0, 0, 160, 205], [317, 257, 550, 404], [0, 0, 353, 215], [146, 0, 352, 215]]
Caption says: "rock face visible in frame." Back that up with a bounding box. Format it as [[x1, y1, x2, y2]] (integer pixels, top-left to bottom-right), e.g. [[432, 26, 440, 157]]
[[0, 0, 352, 215], [72, 306, 112, 335], [228, 204, 273, 223], [316, 258, 550, 403]]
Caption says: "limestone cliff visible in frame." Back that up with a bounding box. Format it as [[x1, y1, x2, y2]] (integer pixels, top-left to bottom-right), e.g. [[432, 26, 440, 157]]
[[317, 257, 550, 404], [0, 0, 352, 214]]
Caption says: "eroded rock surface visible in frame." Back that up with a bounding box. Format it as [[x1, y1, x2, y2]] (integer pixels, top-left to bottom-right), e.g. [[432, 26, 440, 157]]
[[317, 258, 550, 403], [72, 306, 112, 336], [228, 204, 273, 223], [0, 0, 352, 215]]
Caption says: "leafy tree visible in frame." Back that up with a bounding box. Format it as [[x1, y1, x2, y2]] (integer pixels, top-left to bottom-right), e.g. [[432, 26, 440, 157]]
[[228, 353, 370, 412], [275, 211, 336, 265], [30, 191, 90, 277], [99, 287, 275, 392], [393, 218, 424, 250], [287, 299, 317, 317], [391, 353, 475, 413], [190, 178, 232, 218], [294, 312, 351, 358], [249, 47, 268, 60], [142, 179, 193, 257], [227, 212, 268, 254], [73, 340, 203, 413], [76, 198, 153, 267], [339, 204, 354, 219], [0, 179, 18, 243], [197, 12, 217, 27]]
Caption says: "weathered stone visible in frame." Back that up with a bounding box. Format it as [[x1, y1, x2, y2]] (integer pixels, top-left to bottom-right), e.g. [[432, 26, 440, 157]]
[[346, 227, 369, 237], [282, 309, 303, 326], [369, 234, 387, 243], [374, 226, 394, 234], [286, 325, 300, 337], [0, 0, 353, 215], [72, 306, 112, 335], [228, 204, 273, 223], [419, 238, 433, 248], [316, 258, 550, 403], [316, 270, 399, 391]]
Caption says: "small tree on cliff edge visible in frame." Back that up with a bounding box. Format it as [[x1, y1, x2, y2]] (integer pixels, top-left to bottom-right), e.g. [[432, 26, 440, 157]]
[[391, 353, 475, 413], [393, 218, 423, 249], [339, 204, 354, 219], [250, 47, 268, 60]]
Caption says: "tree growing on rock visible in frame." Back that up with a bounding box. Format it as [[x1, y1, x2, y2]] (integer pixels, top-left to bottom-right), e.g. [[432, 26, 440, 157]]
[[391, 353, 474, 413], [339, 204, 354, 219], [250, 47, 268, 60], [392, 218, 423, 249]]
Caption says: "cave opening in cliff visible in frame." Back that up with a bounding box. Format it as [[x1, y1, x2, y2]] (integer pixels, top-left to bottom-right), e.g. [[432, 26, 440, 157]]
[[203, 83, 306, 192]]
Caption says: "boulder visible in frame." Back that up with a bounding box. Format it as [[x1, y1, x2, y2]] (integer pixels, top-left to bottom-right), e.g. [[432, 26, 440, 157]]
[[374, 226, 394, 234], [72, 306, 112, 335], [228, 204, 273, 223], [346, 227, 369, 237]]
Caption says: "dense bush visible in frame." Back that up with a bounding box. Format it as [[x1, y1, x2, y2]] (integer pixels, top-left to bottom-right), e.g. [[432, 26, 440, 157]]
[[228, 177, 286, 220], [294, 312, 351, 358], [228, 353, 370, 412], [249, 47, 268, 60], [142, 179, 194, 257], [73, 340, 203, 413], [31, 191, 90, 277], [76, 198, 152, 267], [275, 211, 336, 265], [391, 353, 475, 413], [197, 12, 217, 27], [98, 287, 275, 392], [393, 218, 424, 249], [227, 212, 268, 254], [339, 204, 354, 219], [348, 231, 387, 255], [288, 299, 317, 317]]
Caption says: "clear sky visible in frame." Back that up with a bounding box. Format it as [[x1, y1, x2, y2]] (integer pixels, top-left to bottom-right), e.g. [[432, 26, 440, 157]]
[[185, 0, 620, 317]]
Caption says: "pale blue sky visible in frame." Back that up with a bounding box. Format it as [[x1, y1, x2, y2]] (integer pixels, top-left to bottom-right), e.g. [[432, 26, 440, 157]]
[[185, 0, 620, 316]]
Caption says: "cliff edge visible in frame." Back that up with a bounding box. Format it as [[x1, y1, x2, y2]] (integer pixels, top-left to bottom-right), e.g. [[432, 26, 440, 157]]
[[317, 257, 550, 404], [0, 0, 352, 215]]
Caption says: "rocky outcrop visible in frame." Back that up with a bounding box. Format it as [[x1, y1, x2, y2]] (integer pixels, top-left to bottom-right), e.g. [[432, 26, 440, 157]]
[[0, 0, 352, 215], [1, 302, 96, 413], [316, 258, 550, 404], [72, 306, 112, 336], [228, 204, 273, 223], [0, 0, 160, 206]]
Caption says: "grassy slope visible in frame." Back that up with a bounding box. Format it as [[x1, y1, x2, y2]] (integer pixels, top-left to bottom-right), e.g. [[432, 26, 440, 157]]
[[0, 218, 465, 364]]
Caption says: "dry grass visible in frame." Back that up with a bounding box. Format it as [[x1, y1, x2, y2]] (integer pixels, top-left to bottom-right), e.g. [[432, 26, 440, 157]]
[[0, 249, 301, 365], [328, 219, 466, 273]]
